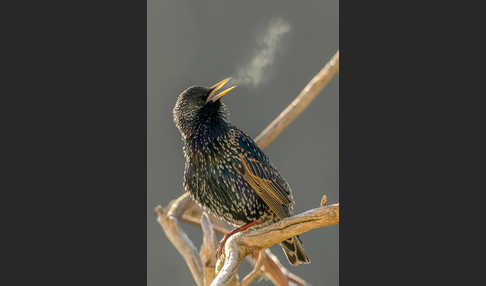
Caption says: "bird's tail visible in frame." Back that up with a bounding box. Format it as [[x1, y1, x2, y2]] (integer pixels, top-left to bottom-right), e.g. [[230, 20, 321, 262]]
[[280, 235, 311, 265]]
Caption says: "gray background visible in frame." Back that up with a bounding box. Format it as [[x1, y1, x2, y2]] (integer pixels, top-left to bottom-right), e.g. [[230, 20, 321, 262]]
[[148, 1, 338, 285]]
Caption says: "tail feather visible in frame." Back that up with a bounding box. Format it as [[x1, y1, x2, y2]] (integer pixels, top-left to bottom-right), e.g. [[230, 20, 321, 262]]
[[280, 235, 310, 265]]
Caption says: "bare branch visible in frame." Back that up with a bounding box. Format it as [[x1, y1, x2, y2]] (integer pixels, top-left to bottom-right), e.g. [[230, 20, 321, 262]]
[[200, 213, 217, 286], [258, 251, 291, 286], [255, 51, 339, 149], [181, 211, 308, 286], [213, 202, 339, 286], [155, 193, 203, 286], [241, 203, 338, 249], [212, 234, 244, 286], [241, 251, 265, 286], [264, 251, 307, 286]]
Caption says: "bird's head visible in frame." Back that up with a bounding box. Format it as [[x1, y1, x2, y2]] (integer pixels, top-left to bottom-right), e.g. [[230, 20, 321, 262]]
[[173, 78, 237, 139]]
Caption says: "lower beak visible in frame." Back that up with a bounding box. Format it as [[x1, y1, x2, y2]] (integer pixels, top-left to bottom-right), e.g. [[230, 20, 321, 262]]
[[206, 77, 237, 104]]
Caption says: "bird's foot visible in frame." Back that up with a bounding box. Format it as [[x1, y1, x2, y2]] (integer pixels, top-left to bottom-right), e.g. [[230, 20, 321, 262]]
[[216, 220, 263, 258]]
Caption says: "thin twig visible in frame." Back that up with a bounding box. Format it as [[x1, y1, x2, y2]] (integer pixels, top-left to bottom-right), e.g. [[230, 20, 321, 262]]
[[255, 51, 339, 149], [321, 194, 328, 206]]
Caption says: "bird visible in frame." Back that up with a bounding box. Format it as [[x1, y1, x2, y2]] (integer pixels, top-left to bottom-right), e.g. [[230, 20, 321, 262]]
[[173, 77, 310, 265]]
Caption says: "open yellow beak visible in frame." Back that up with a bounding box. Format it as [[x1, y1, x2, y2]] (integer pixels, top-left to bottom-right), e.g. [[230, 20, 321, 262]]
[[206, 77, 237, 104]]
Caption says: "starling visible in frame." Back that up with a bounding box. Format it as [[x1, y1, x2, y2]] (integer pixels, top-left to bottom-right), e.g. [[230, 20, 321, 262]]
[[173, 78, 310, 265]]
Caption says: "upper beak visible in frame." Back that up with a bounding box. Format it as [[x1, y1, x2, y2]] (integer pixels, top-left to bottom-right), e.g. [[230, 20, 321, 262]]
[[206, 77, 237, 104]]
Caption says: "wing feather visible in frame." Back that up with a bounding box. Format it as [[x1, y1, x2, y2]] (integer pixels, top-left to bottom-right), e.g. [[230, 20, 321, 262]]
[[234, 154, 292, 218]]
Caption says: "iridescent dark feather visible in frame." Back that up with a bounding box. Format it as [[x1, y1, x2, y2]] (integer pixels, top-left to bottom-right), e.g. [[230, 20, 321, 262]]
[[173, 84, 310, 265]]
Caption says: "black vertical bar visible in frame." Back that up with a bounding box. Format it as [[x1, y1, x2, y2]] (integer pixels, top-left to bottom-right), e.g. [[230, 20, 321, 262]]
[[4, 1, 147, 284]]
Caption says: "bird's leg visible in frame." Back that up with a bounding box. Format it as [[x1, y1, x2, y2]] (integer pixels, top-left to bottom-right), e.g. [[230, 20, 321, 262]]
[[216, 220, 263, 258]]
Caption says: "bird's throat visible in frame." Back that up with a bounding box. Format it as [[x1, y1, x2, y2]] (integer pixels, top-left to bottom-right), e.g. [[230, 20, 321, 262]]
[[183, 115, 230, 145]]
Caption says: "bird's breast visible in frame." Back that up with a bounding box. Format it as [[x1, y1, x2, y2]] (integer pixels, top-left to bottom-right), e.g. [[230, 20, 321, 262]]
[[182, 136, 270, 225]]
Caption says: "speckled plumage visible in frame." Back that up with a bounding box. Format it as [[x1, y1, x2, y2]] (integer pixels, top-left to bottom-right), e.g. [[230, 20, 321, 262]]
[[173, 84, 310, 265]]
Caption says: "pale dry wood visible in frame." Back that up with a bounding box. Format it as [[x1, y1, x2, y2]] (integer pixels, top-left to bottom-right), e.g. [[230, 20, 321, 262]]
[[264, 250, 307, 286], [156, 51, 340, 286], [240, 251, 265, 286], [321, 194, 327, 206], [213, 203, 339, 286], [154, 193, 203, 286], [255, 51, 340, 149], [239, 204, 339, 249], [180, 212, 307, 286], [200, 213, 217, 286], [212, 234, 244, 286]]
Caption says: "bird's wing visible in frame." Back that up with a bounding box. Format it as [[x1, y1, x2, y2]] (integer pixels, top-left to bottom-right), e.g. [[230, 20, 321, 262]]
[[233, 135, 293, 218]]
